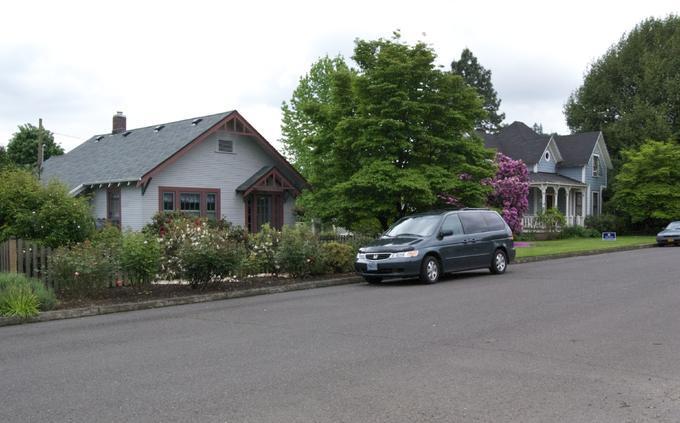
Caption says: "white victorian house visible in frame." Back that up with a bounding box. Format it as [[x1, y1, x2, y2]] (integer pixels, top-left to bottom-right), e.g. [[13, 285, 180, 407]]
[[481, 122, 613, 229]]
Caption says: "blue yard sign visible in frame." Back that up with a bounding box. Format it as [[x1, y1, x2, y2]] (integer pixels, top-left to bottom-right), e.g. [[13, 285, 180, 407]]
[[602, 232, 617, 241]]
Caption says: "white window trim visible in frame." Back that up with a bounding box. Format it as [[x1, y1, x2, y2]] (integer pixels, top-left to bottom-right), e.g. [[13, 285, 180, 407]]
[[592, 154, 601, 177], [544, 151, 551, 161]]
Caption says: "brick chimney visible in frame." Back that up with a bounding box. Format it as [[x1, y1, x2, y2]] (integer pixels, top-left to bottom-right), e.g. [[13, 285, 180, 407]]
[[112, 111, 126, 134]]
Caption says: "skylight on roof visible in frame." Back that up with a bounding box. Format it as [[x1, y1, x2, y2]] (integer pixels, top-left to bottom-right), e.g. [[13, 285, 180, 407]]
[[94, 135, 104, 142], [154, 125, 165, 132], [122, 131, 132, 137], [192, 118, 202, 125]]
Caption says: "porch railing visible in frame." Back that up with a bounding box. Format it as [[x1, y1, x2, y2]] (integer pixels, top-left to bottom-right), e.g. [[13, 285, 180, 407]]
[[522, 215, 584, 231]]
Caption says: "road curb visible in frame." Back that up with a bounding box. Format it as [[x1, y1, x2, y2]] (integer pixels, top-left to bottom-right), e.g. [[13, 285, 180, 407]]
[[0, 275, 363, 328], [514, 243, 656, 264]]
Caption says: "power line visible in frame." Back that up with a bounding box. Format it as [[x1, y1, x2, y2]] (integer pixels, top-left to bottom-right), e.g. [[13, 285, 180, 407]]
[[53, 132, 85, 140]]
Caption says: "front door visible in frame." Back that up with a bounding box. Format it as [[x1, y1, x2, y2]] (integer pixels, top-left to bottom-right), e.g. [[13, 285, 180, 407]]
[[546, 192, 554, 209], [246, 193, 283, 232]]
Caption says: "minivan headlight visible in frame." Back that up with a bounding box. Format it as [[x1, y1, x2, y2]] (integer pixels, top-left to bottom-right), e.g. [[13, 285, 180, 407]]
[[356, 253, 366, 260], [390, 250, 419, 258]]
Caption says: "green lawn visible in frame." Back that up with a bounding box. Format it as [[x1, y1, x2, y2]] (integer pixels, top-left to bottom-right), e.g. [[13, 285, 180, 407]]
[[515, 236, 656, 258]]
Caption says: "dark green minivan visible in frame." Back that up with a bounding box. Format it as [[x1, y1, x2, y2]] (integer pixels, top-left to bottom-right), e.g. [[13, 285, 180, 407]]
[[354, 209, 515, 284]]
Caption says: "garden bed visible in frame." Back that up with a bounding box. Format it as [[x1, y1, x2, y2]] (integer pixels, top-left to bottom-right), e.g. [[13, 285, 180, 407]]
[[54, 273, 357, 310]]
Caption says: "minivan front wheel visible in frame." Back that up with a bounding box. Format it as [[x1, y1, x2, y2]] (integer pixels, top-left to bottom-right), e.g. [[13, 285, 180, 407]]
[[490, 249, 507, 274], [419, 256, 440, 284]]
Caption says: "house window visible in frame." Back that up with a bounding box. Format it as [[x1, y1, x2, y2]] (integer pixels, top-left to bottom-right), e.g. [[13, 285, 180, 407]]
[[163, 192, 175, 212], [180, 193, 201, 216], [544, 151, 550, 161], [158, 187, 220, 218], [575, 192, 583, 216], [217, 139, 234, 153], [107, 188, 121, 228], [592, 191, 600, 215], [206, 193, 217, 220], [592, 155, 601, 177]]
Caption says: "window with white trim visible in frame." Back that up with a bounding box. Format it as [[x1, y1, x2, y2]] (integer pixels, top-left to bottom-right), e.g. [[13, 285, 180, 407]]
[[592, 155, 601, 177], [592, 191, 600, 215], [544, 151, 550, 161]]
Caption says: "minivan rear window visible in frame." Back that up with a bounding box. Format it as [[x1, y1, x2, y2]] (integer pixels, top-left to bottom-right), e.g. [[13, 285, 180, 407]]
[[458, 212, 486, 234], [482, 212, 506, 231]]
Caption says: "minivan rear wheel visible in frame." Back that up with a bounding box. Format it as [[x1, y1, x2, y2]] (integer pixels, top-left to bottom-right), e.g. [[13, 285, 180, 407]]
[[419, 256, 440, 284], [490, 249, 507, 274], [364, 276, 383, 284]]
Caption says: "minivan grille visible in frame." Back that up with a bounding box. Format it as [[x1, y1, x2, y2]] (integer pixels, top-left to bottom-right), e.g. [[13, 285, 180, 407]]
[[366, 253, 391, 260]]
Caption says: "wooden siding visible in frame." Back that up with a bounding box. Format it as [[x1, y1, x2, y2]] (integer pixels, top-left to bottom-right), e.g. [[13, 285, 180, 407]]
[[536, 150, 556, 173], [557, 166, 584, 182], [129, 131, 293, 230]]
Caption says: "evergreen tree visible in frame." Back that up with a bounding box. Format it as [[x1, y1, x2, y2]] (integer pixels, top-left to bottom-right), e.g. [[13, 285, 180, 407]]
[[451, 48, 505, 133]]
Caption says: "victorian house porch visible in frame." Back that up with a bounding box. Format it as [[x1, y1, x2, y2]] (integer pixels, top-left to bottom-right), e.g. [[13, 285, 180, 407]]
[[523, 173, 587, 230]]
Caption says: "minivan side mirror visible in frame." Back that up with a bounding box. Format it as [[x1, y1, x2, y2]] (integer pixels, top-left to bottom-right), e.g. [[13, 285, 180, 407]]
[[439, 229, 454, 239]]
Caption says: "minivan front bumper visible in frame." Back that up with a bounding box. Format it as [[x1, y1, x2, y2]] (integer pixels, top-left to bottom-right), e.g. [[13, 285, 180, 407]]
[[354, 256, 421, 279]]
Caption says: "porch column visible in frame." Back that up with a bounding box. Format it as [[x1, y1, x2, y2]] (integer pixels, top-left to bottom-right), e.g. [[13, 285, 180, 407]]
[[565, 187, 571, 224], [581, 189, 587, 222], [540, 186, 547, 212]]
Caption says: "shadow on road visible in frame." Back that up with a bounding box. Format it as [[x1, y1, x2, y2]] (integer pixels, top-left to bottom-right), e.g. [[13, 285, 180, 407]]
[[361, 270, 499, 287]]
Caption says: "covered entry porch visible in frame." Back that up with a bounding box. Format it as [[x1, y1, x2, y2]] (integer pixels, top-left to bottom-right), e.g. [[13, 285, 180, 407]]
[[523, 173, 587, 230], [237, 165, 300, 232]]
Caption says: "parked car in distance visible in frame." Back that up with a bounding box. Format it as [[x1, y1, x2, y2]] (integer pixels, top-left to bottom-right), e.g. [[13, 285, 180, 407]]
[[656, 221, 680, 246], [355, 209, 515, 284]]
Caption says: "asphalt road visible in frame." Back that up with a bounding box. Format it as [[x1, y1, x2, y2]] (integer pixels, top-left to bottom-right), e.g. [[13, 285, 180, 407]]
[[2, 248, 680, 422]]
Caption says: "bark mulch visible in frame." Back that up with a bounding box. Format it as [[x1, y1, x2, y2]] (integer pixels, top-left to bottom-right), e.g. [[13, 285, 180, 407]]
[[54, 273, 356, 310]]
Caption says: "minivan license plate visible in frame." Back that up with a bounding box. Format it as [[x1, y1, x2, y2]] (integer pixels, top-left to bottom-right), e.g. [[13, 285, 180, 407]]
[[367, 261, 378, 271]]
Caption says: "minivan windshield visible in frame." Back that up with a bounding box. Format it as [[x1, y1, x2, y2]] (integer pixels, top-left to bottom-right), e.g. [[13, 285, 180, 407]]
[[666, 222, 680, 230], [384, 215, 442, 238]]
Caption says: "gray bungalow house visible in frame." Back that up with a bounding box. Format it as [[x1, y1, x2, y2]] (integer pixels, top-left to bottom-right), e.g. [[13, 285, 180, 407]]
[[42, 111, 307, 232], [480, 122, 613, 229]]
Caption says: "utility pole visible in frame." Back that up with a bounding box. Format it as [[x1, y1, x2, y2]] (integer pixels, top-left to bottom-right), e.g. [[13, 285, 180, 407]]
[[37, 118, 44, 179]]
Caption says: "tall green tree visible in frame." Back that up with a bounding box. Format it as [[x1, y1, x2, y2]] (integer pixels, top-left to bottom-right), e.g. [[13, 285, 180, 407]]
[[282, 34, 495, 230], [0, 146, 9, 169], [6, 123, 64, 168], [281, 56, 351, 177], [0, 168, 93, 246], [564, 15, 680, 161], [451, 48, 505, 133], [611, 140, 680, 225]]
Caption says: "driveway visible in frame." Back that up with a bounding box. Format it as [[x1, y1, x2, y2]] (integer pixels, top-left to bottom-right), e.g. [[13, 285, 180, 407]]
[[1, 248, 679, 422]]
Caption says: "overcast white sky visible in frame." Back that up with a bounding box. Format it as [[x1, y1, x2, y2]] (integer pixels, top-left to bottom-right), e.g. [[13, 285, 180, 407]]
[[1, 0, 678, 152]]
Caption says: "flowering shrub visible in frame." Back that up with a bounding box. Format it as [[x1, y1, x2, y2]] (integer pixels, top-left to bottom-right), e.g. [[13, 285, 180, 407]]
[[488, 153, 529, 234], [276, 224, 326, 278], [178, 229, 245, 288], [48, 240, 118, 294], [154, 215, 245, 287], [321, 242, 355, 273], [246, 224, 281, 276], [120, 231, 161, 287]]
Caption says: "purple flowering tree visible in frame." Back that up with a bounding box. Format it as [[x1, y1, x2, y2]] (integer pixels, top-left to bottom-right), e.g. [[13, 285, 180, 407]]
[[488, 153, 529, 234]]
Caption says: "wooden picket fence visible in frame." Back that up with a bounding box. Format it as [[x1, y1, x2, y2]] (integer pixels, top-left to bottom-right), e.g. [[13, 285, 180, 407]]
[[0, 238, 52, 285]]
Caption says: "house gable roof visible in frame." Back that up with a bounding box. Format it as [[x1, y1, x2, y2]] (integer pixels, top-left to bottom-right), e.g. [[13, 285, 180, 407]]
[[42, 110, 308, 192], [554, 131, 605, 167], [480, 122, 551, 165], [481, 122, 611, 169]]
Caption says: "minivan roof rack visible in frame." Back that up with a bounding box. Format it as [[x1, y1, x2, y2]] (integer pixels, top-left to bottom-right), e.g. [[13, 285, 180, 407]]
[[460, 207, 490, 210]]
